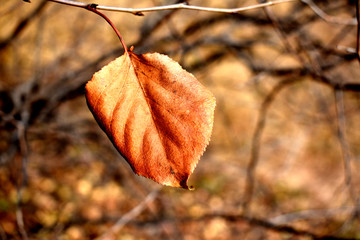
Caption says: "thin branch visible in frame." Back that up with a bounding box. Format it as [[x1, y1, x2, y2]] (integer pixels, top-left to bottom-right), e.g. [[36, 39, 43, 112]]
[[0, 0, 48, 49], [356, 0, 360, 62], [133, 212, 354, 240], [15, 121, 29, 240], [97, 189, 159, 240], [205, 213, 351, 240], [334, 90, 356, 203], [269, 206, 355, 225], [333, 89, 360, 236], [242, 78, 303, 212], [15, 206, 28, 240], [45, 0, 357, 28], [0, 225, 6, 240], [47, 0, 298, 15], [301, 0, 357, 25], [22, 1, 127, 51]]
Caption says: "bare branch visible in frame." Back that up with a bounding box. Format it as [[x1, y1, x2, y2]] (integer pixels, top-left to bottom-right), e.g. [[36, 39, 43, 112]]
[[44, 0, 357, 27], [334, 90, 356, 203], [134, 212, 354, 239], [356, 0, 360, 62], [98, 189, 160, 239], [242, 78, 304, 212], [15, 121, 29, 240], [47, 0, 298, 15], [301, 0, 357, 25], [269, 206, 356, 225], [0, 0, 47, 49]]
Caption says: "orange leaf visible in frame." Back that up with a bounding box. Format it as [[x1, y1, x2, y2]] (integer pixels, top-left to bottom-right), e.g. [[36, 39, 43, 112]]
[[85, 50, 216, 189]]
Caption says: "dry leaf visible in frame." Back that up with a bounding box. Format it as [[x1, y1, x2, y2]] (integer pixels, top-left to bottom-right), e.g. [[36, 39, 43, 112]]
[[85, 49, 215, 189]]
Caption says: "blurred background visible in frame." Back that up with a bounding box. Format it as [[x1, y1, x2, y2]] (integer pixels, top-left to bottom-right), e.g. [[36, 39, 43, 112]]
[[1, 0, 360, 239]]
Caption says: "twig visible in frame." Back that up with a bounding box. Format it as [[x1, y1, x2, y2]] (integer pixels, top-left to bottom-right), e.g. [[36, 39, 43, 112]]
[[301, 0, 357, 25], [0, 225, 6, 240], [334, 90, 356, 203], [43, 0, 357, 27], [15, 206, 28, 240], [0, 0, 47, 49], [46, 0, 298, 15], [269, 206, 355, 225], [20, 1, 128, 51], [206, 213, 350, 239], [242, 78, 303, 212], [133, 212, 354, 239], [356, 0, 360, 62], [97, 189, 159, 240], [15, 121, 29, 240], [333, 90, 360, 235]]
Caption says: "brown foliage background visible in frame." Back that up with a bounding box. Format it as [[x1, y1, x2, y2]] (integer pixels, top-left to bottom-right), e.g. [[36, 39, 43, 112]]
[[1, 0, 360, 239]]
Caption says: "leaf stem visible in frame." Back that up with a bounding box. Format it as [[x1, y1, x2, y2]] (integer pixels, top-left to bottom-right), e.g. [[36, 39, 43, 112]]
[[46, 0, 128, 52], [85, 4, 128, 53]]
